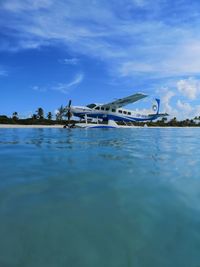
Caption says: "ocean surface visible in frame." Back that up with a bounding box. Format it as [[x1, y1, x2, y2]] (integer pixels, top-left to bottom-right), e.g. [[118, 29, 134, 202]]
[[0, 128, 200, 267]]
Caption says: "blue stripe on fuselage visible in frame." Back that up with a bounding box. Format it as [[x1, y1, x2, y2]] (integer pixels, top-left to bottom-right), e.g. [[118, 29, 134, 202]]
[[73, 112, 158, 122]]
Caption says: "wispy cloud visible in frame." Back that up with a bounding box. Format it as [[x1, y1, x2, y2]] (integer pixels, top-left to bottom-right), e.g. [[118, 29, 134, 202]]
[[32, 73, 84, 94], [161, 89, 175, 114], [2, 0, 200, 79], [53, 73, 83, 94], [1, 0, 53, 12], [177, 77, 200, 100], [32, 85, 47, 92], [175, 99, 200, 120], [60, 58, 79, 65]]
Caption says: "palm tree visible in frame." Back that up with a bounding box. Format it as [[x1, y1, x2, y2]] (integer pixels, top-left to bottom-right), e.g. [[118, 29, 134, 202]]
[[56, 105, 66, 121], [32, 114, 37, 120], [12, 112, 18, 120], [47, 112, 52, 120], [36, 107, 44, 119]]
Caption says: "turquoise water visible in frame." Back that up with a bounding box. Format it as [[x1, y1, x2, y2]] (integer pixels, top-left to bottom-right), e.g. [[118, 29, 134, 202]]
[[0, 128, 200, 267]]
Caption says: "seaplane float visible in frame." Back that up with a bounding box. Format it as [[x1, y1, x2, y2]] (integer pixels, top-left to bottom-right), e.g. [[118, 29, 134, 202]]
[[64, 92, 168, 129]]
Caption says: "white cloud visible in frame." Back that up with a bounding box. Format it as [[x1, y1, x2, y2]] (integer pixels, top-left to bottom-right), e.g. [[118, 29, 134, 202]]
[[32, 73, 83, 94], [32, 85, 47, 92], [162, 42, 200, 75], [61, 58, 79, 65], [177, 77, 200, 100], [32, 85, 39, 91], [120, 62, 155, 76], [2, 0, 200, 79], [52, 73, 84, 94], [131, 0, 147, 7], [2, 0, 53, 12], [176, 99, 200, 119], [158, 87, 200, 119], [177, 100, 193, 113], [161, 90, 175, 113]]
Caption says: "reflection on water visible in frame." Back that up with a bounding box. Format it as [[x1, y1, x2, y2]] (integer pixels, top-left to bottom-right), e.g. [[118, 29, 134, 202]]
[[0, 128, 200, 267]]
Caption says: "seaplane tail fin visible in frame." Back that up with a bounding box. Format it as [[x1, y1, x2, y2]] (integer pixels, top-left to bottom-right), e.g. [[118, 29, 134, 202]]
[[152, 98, 160, 114], [148, 99, 169, 118], [155, 98, 160, 114]]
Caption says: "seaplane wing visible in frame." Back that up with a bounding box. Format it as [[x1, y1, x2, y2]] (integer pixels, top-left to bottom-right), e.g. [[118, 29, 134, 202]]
[[102, 93, 148, 108]]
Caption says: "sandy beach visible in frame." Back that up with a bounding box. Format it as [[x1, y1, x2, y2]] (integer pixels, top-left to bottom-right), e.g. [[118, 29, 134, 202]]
[[0, 124, 64, 128]]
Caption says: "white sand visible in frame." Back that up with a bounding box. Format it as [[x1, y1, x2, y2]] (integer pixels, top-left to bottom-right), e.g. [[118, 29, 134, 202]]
[[0, 124, 64, 128]]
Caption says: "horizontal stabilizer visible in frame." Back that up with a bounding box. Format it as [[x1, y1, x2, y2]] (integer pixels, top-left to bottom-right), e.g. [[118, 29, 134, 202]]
[[148, 113, 169, 117]]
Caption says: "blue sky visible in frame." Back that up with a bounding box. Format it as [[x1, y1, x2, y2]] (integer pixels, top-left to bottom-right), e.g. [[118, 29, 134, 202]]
[[1, 0, 200, 119]]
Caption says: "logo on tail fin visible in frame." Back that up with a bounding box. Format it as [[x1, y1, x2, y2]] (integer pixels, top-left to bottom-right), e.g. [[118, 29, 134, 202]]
[[152, 99, 160, 114]]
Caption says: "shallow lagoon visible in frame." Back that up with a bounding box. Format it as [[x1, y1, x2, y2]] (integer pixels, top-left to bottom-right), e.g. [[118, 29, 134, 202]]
[[0, 128, 200, 267]]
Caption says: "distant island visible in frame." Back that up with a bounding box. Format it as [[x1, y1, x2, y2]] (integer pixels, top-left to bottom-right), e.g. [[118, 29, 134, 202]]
[[1, 107, 200, 127]]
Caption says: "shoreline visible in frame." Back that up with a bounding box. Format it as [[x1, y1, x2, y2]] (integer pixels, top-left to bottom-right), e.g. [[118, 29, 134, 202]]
[[0, 124, 200, 129], [0, 124, 64, 128]]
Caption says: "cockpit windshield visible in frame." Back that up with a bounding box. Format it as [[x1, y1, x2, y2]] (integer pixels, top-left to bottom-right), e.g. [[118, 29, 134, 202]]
[[86, 103, 96, 109]]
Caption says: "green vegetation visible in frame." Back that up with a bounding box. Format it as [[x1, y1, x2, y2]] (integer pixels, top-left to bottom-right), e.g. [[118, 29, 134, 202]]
[[0, 106, 74, 125], [47, 112, 53, 120], [12, 112, 18, 121], [128, 117, 200, 127], [0, 115, 67, 125], [56, 105, 66, 121], [36, 107, 44, 119]]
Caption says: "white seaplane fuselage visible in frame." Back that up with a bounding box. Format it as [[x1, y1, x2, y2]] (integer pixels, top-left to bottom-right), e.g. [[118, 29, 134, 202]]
[[66, 93, 168, 128], [71, 103, 161, 122]]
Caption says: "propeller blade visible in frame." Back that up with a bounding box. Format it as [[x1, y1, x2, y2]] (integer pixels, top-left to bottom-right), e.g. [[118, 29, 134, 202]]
[[67, 100, 72, 125], [67, 110, 71, 121]]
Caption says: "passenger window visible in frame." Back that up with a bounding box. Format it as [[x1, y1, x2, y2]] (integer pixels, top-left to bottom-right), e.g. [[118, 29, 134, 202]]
[[101, 107, 104, 110], [95, 106, 100, 110], [123, 111, 127, 114], [112, 109, 116, 112], [106, 107, 109, 111], [118, 110, 122, 113], [128, 112, 131, 115]]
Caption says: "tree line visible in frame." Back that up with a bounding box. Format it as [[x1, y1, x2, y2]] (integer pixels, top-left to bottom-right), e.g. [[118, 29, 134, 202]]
[[30, 106, 67, 121], [129, 117, 200, 127], [0, 106, 73, 125]]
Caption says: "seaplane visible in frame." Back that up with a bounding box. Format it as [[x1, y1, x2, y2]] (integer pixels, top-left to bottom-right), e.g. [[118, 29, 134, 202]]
[[65, 92, 168, 128]]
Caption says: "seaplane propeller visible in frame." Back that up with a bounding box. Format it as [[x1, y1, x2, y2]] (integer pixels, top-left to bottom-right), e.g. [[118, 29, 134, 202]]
[[66, 100, 72, 125]]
